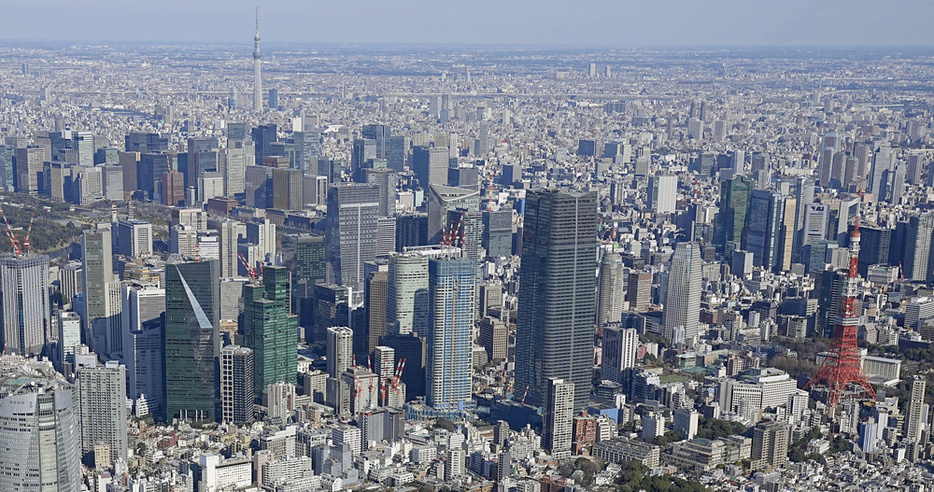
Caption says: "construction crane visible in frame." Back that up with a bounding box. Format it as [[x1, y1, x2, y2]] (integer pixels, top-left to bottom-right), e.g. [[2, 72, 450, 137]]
[[237, 253, 260, 281], [0, 208, 22, 257], [519, 385, 530, 405]]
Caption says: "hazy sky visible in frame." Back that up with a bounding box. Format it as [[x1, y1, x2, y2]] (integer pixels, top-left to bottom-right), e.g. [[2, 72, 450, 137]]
[[1, 0, 933, 47]]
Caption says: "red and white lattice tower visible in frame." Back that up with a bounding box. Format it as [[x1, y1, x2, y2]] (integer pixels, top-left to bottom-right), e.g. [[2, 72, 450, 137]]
[[804, 217, 876, 407]]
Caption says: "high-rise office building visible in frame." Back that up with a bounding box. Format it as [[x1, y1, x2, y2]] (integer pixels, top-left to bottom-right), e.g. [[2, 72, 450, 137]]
[[117, 220, 153, 258], [482, 210, 513, 258], [272, 168, 304, 210], [325, 184, 380, 292], [647, 175, 677, 214], [742, 190, 786, 272], [905, 375, 927, 443], [904, 213, 934, 283], [82, 224, 121, 354], [76, 361, 128, 464], [596, 252, 625, 332], [326, 327, 354, 379], [0, 144, 14, 192], [0, 358, 81, 491], [515, 190, 597, 411], [287, 234, 327, 298], [220, 345, 255, 425], [161, 169, 185, 207], [427, 185, 480, 245], [164, 260, 220, 422], [351, 138, 377, 183], [14, 146, 44, 194], [602, 326, 637, 383], [413, 146, 450, 189], [716, 176, 753, 252], [627, 271, 652, 312], [543, 378, 574, 459], [242, 266, 298, 397], [121, 282, 165, 418], [663, 242, 703, 342], [208, 218, 246, 279], [366, 168, 398, 217], [425, 257, 476, 413], [364, 270, 389, 355], [0, 254, 51, 355]]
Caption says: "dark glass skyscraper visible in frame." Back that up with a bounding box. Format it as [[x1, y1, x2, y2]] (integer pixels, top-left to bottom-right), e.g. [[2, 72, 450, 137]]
[[515, 189, 597, 411], [716, 176, 753, 252], [242, 266, 298, 397], [742, 190, 786, 272], [164, 260, 219, 422]]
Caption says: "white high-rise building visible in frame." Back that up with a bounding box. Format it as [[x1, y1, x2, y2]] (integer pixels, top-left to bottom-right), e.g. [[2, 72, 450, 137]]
[[326, 327, 353, 379], [0, 254, 51, 355], [905, 375, 927, 443], [208, 218, 246, 279], [543, 378, 574, 459], [76, 360, 128, 464], [663, 242, 703, 342], [602, 326, 638, 382], [596, 252, 625, 332], [0, 357, 81, 491], [117, 220, 153, 258], [647, 175, 677, 214]]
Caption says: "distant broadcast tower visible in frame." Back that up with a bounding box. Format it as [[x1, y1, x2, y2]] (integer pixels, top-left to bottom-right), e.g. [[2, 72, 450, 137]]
[[805, 217, 876, 407], [253, 7, 262, 112]]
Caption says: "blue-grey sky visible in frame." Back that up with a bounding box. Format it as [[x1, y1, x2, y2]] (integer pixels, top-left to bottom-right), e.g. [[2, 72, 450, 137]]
[[1, 0, 933, 46]]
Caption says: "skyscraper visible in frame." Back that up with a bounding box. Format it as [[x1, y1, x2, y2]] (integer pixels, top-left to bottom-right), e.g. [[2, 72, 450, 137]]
[[904, 212, 934, 283], [742, 190, 786, 272], [905, 375, 926, 444], [326, 326, 354, 379], [117, 219, 153, 258], [364, 270, 389, 355], [220, 345, 255, 425], [602, 326, 638, 383], [252, 8, 262, 112], [627, 270, 652, 312], [716, 176, 753, 252], [425, 257, 476, 413], [325, 184, 380, 292], [647, 175, 677, 214], [596, 252, 625, 332], [663, 242, 702, 342], [242, 266, 298, 397], [427, 185, 480, 245], [515, 190, 597, 411], [0, 358, 81, 491], [413, 146, 449, 189], [121, 282, 165, 417], [82, 224, 121, 354], [542, 378, 574, 459], [164, 260, 220, 422], [0, 254, 50, 355], [76, 361, 128, 464]]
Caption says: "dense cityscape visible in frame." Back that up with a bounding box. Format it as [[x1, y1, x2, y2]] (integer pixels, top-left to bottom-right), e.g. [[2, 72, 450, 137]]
[[2, 8, 934, 492]]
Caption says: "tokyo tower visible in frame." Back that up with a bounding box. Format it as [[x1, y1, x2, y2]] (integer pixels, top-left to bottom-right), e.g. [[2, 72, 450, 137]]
[[804, 217, 876, 407]]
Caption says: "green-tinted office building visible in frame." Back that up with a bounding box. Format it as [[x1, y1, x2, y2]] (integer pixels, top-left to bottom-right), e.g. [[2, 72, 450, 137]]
[[164, 260, 219, 422], [716, 176, 753, 252], [242, 266, 298, 397]]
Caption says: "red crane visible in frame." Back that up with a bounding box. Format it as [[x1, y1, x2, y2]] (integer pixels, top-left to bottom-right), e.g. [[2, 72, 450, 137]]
[[237, 253, 259, 280], [0, 208, 21, 256]]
